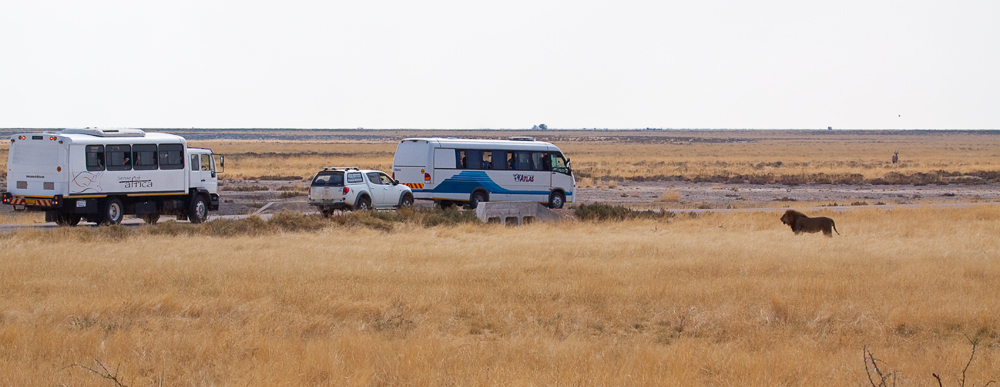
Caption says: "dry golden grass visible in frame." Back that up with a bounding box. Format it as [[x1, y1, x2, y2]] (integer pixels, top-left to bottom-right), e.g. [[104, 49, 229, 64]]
[[0, 211, 45, 224], [1, 206, 998, 386]]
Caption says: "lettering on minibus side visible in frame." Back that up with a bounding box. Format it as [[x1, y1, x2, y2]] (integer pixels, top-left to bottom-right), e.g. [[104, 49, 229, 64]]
[[513, 174, 534, 183]]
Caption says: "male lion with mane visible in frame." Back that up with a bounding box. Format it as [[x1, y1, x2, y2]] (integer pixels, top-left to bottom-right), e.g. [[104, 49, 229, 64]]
[[780, 210, 840, 237]]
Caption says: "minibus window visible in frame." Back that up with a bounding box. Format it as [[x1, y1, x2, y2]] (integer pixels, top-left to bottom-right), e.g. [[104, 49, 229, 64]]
[[106, 145, 132, 171], [481, 151, 493, 170], [133, 144, 158, 170], [492, 151, 507, 170], [531, 152, 546, 171], [86, 145, 105, 171], [550, 153, 570, 174], [515, 152, 532, 170], [456, 150, 467, 169], [466, 150, 482, 169]]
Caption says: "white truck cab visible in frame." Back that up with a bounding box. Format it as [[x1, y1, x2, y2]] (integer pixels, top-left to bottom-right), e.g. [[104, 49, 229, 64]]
[[2, 128, 222, 225]]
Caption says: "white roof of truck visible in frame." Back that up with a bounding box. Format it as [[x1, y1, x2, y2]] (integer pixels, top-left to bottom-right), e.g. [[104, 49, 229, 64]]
[[10, 128, 187, 146]]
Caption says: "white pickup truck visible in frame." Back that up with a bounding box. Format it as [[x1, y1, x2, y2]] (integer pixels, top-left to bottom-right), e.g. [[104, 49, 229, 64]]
[[307, 167, 413, 216]]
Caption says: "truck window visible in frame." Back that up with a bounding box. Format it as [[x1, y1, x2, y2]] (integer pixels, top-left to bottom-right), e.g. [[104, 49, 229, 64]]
[[106, 145, 132, 171], [86, 145, 105, 171], [378, 173, 394, 185], [366, 172, 383, 185], [347, 172, 363, 184], [200, 154, 213, 171], [190, 155, 200, 171], [158, 144, 184, 170], [133, 144, 158, 171]]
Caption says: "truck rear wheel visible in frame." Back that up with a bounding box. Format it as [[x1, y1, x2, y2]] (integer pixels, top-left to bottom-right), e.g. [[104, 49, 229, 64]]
[[55, 212, 82, 226], [189, 195, 209, 224], [102, 197, 124, 225]]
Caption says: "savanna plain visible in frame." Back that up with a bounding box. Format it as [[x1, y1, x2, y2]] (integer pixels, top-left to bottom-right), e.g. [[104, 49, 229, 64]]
[[1, 130, 999, 386]]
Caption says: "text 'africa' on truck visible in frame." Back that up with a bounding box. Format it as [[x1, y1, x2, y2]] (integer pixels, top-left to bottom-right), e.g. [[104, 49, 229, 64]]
[[2, 128, 223, 226]]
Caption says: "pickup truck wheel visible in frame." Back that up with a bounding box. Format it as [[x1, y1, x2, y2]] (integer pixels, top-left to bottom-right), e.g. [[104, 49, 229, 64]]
[[355, 196, 371, 211], [399, 193, 413, 209], [189, 195, 209, 224], [102, 197, 124, 225], [141, 213, 160, 225]]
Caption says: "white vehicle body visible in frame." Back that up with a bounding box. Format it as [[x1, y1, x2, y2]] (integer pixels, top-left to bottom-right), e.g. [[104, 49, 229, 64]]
[[391, 137, 575, 208], [2, 128, 220, 225], [308, 167, 413, 214]]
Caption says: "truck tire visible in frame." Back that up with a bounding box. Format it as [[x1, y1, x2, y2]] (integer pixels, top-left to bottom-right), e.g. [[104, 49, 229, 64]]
[[102, 197, 124, 225], [189, 195, 209, 224], [548, 191, 566, 209], [355, 196, 371, 211], [55, 212, 82, 227]]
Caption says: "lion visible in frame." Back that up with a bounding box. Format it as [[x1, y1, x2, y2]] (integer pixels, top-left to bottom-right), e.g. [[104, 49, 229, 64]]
[[780, 210, 840, 237]]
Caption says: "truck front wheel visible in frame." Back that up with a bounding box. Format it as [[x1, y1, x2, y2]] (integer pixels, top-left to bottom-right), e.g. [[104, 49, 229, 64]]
[[189, 195, 209, 224]]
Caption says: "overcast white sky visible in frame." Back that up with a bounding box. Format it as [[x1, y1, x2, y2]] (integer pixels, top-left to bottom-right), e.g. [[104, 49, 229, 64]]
[[1, 1, 997, 129]]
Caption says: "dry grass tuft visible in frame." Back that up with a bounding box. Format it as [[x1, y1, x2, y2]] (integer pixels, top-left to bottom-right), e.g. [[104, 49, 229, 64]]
[[656, 189, 682, 202]]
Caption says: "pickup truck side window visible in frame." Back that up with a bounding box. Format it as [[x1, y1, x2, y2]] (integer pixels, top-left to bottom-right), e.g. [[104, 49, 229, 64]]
[[378, 173, 394, 185], [366, 172, 383, 185]]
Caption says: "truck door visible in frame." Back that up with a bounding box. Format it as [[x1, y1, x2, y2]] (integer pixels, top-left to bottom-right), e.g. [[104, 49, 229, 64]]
[[189, 152, 218, 193]]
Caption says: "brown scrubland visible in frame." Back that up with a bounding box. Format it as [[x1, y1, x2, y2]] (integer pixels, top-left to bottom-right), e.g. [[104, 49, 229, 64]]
[[1, 207, 998, 386]]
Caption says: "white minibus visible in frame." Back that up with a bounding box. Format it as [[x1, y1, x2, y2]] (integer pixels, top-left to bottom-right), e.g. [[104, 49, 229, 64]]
[[392, 137, 575, 208]]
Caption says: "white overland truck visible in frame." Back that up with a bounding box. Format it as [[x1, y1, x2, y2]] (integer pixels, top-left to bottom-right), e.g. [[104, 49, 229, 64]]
[[2, 128, 221, 226]]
